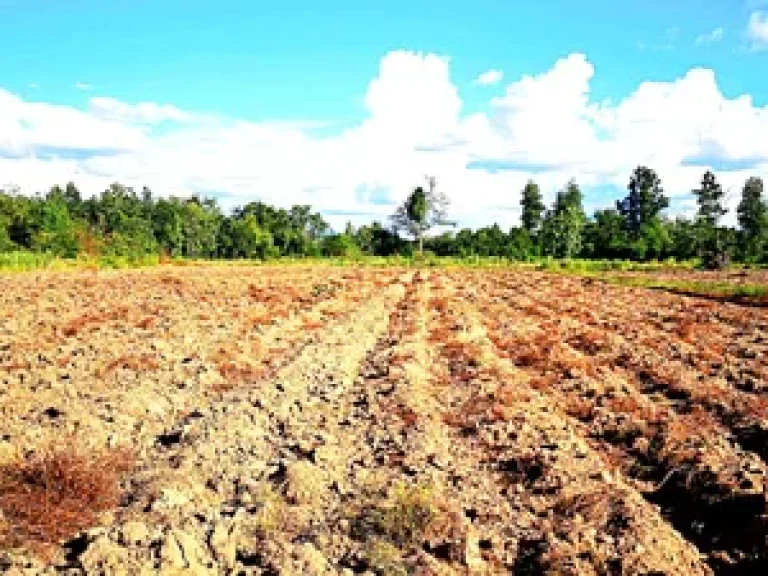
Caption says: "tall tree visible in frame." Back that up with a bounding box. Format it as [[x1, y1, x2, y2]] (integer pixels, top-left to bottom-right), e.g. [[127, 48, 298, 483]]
[[541, 180, 586, 258], [617, 166, 668, 236], [736, 176, 767, 262], [694, 170, 727, 227], [391, 176, 452, 254], [693, 170, 729, 269], [520, 180, 545, 234]]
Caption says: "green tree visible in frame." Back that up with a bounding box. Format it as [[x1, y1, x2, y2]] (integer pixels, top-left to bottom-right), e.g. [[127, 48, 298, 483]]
[[694, 170, 727, 227], [391, 176, 452, 254], [583, 209, 630, 259], [617, 166, 669, 237], [0, 187, 35, 249], [62, 182, 84, 218], [541, 180, 586, 258], [355, 221, 405, 256], [225, 214, 278, 260], [736, 176, 767, 262], [634, 219, 672, 261], [505, 228, 536, 260], [153, 198, 185, 256], [693, 170, 729, 269], [322, 232, 360, 258], [30, 192, 79, 256], [520, 180, 545, 234], [667, 217, 699, 260], [183, 197, 221, 258]]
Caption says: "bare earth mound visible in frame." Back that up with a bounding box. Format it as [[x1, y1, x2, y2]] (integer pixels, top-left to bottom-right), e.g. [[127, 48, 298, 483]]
[[0, 265, 765, 575]]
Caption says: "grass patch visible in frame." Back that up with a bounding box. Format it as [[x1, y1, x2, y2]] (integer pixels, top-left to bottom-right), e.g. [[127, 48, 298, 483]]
[[348, 481, 467, 572], [0, 251, 57, 271], [536, 257, 699, 273], [596, 275, 768, 304], [353, 482, 438, 548], [0, 439, 134, 557], [1, 251, 745, 273]]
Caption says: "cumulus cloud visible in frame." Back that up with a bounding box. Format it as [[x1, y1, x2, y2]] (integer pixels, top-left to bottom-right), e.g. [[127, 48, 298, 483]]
[[695, 27, 724, 45], [475, 69, 503, 86], [74, 82, 93, 91], [362, 51, 461, 149], [747, 11, 768, 50], [1, 50, 768, 228]]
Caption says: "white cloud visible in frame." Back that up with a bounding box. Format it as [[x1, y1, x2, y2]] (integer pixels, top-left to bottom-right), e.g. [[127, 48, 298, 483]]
[[747, 11, 768, 50], [695, 27, 724, 45], [362, 51, 461, 149], [74, 82, 93, 91], [1, 50, 768, 229], [0, 88, 146, 158], [88, 97, 193, 125], [475, 69, 503, 86]]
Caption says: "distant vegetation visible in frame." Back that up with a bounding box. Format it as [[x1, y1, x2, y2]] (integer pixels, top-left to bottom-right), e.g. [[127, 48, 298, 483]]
[[1, 165, 766, 267]]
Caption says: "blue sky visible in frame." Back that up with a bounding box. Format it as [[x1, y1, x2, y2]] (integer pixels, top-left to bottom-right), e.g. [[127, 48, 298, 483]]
[[1, 0, 768, 228], [3, 0, 766, 115]]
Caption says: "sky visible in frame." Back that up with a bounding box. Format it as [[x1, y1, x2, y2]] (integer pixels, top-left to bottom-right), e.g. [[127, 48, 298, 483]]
[[2, 0, 768, 229]]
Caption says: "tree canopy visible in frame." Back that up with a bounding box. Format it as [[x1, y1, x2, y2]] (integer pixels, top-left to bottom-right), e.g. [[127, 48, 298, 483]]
[[390, 176, 452, 254], [1, 166, 767, 265]]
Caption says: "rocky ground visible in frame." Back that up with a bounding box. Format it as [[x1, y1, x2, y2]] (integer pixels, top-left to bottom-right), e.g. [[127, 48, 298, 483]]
[[0, 265, 765, 575]]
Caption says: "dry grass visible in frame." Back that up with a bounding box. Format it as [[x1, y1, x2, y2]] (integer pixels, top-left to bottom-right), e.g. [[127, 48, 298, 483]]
[[351, 482, 439, 548], [0, 439, 134, 556]]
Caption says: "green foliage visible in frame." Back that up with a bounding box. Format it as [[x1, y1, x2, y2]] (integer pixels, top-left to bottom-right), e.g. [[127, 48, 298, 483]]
[[617, 166, 669, 236], [666, 217, 699, 260], [693, 170, 730, 269], [694, 170, 727, 228], [221, 215, 279, 260], [541, 180, 586, 258], [0, 251, 57, 271], [596, 274, 768, 301], [737, 177, 767, 263], [583, 209, 630, 259], [322, 233, 360, 258], [521, 180, 545, 234], [1, 165, 767, 267], [406, 187, 428, 225], [0, 213, 15, 252], [391, 176, 452, 254]]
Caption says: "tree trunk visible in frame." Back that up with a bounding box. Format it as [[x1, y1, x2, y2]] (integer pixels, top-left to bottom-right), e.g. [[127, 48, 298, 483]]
[[418, 233, 424, 255]]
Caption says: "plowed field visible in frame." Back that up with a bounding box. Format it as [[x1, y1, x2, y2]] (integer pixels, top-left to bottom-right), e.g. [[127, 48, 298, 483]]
[[1, 266, 766, 575]]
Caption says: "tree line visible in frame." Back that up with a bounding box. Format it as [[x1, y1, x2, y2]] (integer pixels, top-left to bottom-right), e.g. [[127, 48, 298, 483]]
[[0, 183, 331, 260], [1, 166, 766, 265], [393, 167, 767, 267]]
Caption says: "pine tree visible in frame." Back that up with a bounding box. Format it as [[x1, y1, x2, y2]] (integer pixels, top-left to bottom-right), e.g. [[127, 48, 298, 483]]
[[617, 166, 669, 236], [520, 180, 545, 234], [737, 176, 767, 262], [693, 170, 729, 269]]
